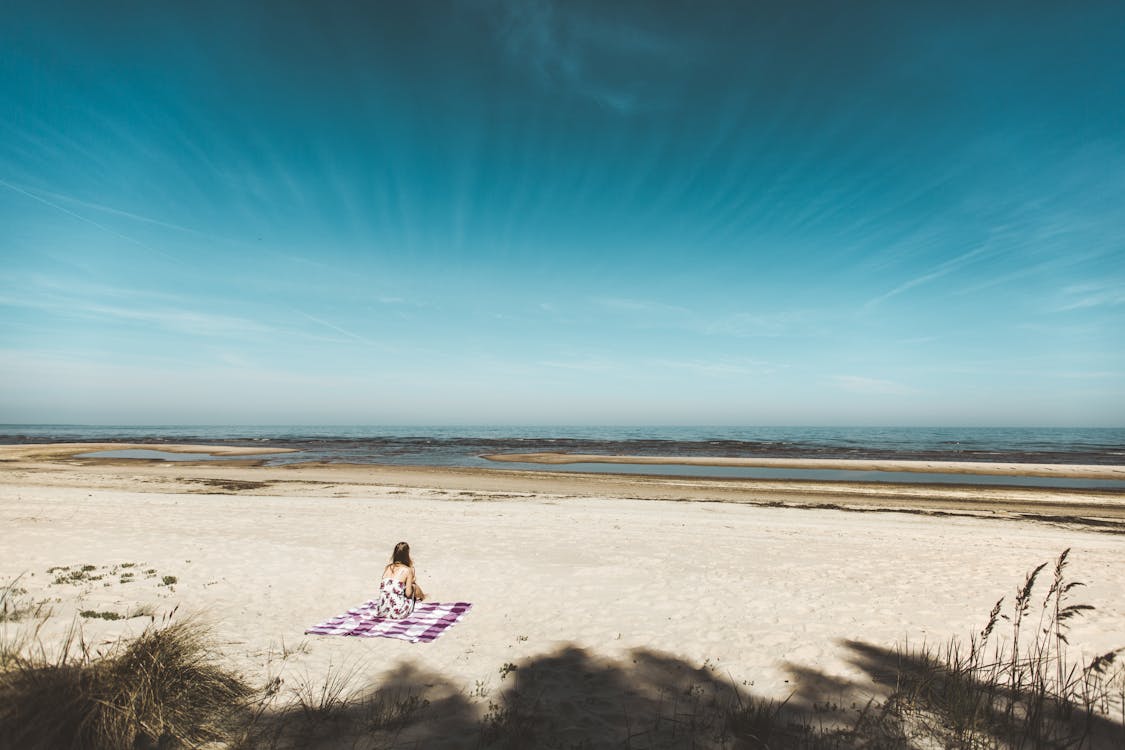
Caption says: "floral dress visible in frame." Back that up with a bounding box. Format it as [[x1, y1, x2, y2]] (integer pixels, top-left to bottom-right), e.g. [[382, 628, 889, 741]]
[[374, 577, 414, 619]]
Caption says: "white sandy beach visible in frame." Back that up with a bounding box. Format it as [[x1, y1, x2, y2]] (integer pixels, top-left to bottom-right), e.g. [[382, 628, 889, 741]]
[[2, 445, 1124, 745]]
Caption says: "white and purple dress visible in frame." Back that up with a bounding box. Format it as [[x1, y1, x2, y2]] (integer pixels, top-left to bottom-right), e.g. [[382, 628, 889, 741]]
[[374, 577, 414, 619]]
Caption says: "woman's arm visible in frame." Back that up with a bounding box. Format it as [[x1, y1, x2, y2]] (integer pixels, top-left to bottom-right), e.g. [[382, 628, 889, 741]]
[[405, 566, 417, 598]]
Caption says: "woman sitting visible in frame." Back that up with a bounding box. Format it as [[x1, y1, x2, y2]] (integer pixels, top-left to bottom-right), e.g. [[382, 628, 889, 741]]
[[375, 541, 426, 619]]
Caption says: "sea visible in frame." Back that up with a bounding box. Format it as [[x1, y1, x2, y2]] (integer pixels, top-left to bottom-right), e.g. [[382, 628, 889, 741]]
[[3, 424, 1124, 489]]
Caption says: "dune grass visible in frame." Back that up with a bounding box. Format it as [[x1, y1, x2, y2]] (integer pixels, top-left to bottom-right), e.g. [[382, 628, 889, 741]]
[[0, 615, 252, 749]]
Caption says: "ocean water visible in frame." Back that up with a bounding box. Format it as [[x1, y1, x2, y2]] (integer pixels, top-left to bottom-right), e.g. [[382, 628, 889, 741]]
[[2, 424, 1123, 468]]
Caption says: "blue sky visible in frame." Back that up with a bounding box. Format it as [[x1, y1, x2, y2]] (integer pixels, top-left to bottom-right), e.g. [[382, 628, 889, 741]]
[[2, 1, 1123, 426]]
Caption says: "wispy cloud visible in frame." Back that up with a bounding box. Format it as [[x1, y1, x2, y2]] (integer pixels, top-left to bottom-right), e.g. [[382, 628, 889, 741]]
[[830, 375, 917, 396], [864, 245, 993, 309], [1053, 280, 1125, 311], [538, 357, 620, 373], [0, 277, 386, 347], [2, 261, 413, 357], [487, 0, 682, 113], [648, 357, 783, 377], [895, 335, 940, 346], [595, 297, 691, 316], [0, 346, 378, 393], [538, 355, 782, 378], [1, 273, 181, 304], [289, 308, 384, 347], [0, 180, 229, 241], [704, 311, 813, 338], [594, 297, 817, 338], [0, 178, 185, 266], [0, 292, 276, 337], [1044, 370, 1123, 380]]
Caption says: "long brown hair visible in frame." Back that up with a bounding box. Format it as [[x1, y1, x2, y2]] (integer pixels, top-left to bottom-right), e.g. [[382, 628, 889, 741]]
[[391, 541, 413, 567]]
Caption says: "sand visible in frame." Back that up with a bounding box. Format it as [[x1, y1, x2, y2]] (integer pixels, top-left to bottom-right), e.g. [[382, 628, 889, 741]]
[[2, 444, 1124, 745]]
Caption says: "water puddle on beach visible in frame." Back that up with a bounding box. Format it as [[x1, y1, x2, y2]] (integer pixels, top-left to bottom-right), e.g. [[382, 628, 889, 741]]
[[489, 461, 1125, 490], [77, 449, 284, 462]]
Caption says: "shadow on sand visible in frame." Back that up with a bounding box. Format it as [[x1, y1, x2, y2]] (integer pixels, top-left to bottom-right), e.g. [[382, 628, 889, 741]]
[[235, 639, 1124, 749]]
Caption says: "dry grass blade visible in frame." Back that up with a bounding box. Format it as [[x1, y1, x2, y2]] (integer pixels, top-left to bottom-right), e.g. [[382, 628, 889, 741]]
[[291, 660, 360, 722]]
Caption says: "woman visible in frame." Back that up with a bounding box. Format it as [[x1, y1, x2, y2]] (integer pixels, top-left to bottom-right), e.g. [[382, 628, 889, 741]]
[[375, 541, 426, 619]]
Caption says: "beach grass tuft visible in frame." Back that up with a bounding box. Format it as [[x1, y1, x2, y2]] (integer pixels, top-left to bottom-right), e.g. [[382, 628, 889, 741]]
[[0, 615, 252, 749]]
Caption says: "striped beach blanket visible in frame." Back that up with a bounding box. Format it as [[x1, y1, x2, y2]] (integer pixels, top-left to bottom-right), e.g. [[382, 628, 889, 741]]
[[305, 600, 472, 643]]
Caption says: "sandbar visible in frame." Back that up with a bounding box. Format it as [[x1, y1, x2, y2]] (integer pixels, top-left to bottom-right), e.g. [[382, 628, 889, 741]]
[[484, 451, 1125, 480]]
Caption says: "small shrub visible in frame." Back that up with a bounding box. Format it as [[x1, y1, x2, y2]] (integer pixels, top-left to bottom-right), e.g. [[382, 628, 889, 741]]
[[50, 565, 106, 586], [79, 610, 123, 621]]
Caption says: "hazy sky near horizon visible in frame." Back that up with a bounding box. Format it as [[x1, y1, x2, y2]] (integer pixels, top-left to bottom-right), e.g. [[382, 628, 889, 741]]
[[2, 1, 1123, 426]]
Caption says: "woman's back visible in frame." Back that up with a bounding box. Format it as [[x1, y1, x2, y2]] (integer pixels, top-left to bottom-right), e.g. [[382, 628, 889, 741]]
[[383, 562, 412, 583]]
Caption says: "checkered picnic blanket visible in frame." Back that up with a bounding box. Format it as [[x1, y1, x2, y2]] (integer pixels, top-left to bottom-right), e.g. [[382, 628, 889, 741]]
[[305, 600, 472, 643]]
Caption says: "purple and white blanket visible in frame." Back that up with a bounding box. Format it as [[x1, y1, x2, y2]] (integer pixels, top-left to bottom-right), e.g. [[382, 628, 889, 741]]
[[305, 600, 473, 643]]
